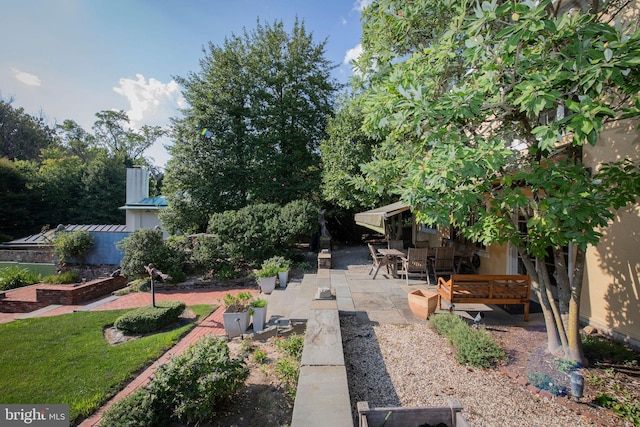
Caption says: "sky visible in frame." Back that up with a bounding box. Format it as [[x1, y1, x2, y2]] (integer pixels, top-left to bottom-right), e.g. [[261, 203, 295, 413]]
[[0, 0, 371, 168]]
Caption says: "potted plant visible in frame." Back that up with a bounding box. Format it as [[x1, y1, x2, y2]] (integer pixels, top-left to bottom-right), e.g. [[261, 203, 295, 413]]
[[250, 298, 268, 332], [253, 258, 280, 294], [222, 291, 253, 337], [270, 256, 292, 288]]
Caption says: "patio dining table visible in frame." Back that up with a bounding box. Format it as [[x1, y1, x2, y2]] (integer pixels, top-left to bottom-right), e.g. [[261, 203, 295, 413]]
[[377, 248, 406, 277]]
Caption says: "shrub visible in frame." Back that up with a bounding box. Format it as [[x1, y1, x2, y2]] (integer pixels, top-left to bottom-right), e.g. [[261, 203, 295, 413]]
[[0, 266, 41, 290], [117, 228, 172, 278], [42, 271, 80, 284], [214, 262, 239, 280], [147, 336, 249, 424], [207, 200, 319, 265], [114, 301, 186, 334], [99, 388, 166, 427], [430, 313, 506, 368], [52, 230, 94, 265]]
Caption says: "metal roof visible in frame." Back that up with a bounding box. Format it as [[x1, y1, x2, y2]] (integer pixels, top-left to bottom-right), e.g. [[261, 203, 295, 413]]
[[119, 195, 168, 210], [0, 224, 128, 248]]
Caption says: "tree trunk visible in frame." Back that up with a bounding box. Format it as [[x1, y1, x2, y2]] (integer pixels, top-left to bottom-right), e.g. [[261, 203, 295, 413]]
[[567, 246, 587, 364], [519, 246, 562, 353], [537, 256, 569, 355]]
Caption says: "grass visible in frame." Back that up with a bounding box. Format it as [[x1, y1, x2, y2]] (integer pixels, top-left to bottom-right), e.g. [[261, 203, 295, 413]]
[[0, 304, 215, 424]]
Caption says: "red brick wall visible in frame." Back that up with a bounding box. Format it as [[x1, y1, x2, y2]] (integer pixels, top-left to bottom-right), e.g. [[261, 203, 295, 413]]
[[36, 276, 128, 305]]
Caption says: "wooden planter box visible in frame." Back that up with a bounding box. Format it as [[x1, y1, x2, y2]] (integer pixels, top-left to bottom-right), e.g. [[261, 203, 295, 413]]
[[357, 399, 469, 427], [408, 289, 438, 320]]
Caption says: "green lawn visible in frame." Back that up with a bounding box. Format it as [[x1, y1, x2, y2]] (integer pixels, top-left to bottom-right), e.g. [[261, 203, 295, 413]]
[[0, 304, 215, 424]]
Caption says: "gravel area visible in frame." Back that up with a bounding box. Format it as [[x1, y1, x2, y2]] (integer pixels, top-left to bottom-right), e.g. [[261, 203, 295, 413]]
[[341, 316, 597, 427]]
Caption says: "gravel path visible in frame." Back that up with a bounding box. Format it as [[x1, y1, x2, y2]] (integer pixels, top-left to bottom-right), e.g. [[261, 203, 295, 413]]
[[341, 316, 595, 427]]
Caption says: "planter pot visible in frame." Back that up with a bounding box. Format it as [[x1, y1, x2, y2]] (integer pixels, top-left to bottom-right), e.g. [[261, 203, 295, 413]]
[[408, 289, 438, 320], [258, 276, 277, 294], [252, 306, 267, 332], [278, 271, 289, 288], [223, 310, 250, 337]]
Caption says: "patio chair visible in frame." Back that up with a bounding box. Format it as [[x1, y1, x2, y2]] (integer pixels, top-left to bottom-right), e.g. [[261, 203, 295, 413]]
[[456, 243, 477, 274], [368, 243, 392, 279], [401, 247, 430, 285], [431, 246, 456, 282]]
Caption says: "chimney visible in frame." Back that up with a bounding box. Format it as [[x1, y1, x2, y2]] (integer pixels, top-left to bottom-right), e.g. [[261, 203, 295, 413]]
[[126, 167, 149, 204]]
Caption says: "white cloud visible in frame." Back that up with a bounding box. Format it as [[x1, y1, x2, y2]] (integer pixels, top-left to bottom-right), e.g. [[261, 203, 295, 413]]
[[343, 43, 363, 65], [112, 73, 185, 128], [354, 0, 374, 12], [10, 67, 41, 86], [341, 17, 347, 25]]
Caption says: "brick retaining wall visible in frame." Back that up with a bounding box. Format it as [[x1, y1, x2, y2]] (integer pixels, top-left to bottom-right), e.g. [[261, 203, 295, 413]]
[[36, 276, 128, 305]]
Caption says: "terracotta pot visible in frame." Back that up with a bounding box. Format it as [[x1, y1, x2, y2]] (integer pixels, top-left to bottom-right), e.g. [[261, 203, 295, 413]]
[[408, 289, 438, 320]]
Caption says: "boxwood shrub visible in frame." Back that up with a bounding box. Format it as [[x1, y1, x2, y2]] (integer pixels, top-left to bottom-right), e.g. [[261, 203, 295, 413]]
[[42, 271, 80, 284], [114, 301, 186, 334]]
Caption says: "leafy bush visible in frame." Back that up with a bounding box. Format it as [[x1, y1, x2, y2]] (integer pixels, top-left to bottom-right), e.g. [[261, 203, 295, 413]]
[[278, 199, 318, 244], [52, 230, 94, 265], [207, 200, 318, 265], [42, 271, 80, 284], [0, 266, 41, 290], [147, 336, 249, 424], [430, 313, 506, 368], [117, 228, 172, 278], [99, 388, 165, 427], [114, 301, 186, 334], [214, 262, 240, 280]]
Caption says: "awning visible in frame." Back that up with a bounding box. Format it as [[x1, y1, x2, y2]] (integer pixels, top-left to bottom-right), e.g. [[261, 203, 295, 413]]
[[354, 201, 410, 234]]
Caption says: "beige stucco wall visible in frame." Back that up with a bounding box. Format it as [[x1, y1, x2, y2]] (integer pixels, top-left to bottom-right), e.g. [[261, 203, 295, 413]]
[[581, 119, 640, 344]]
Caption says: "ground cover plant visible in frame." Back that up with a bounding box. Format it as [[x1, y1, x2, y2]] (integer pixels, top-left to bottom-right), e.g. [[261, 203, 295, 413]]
[[101, 336, 249, 426], [0, 305, 214, 424]]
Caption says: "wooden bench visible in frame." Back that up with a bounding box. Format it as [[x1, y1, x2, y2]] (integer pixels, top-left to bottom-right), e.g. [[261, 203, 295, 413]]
[[437, 274, 531, 321]]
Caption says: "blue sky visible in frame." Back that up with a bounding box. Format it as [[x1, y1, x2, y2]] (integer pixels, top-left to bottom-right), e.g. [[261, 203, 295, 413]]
[[0, 0, 370, 167]]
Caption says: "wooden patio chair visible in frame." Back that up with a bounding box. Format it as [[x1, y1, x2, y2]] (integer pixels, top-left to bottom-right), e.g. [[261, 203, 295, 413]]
[[367, 243, 392, 279], [455, 243, 477, 274], [401, 247, 430, 285], [431, 246, 456, 282]]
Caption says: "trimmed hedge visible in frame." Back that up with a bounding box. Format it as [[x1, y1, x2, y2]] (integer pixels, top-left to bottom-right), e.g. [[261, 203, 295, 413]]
[[42, 271, 80, 284], [114, 301, 186, 334]]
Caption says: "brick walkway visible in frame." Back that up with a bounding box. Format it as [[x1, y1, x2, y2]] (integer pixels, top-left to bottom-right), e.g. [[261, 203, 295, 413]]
[[0, 286, 258, 426]]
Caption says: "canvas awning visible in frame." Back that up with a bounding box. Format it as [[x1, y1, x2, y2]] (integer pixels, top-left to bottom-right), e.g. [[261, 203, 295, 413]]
[[354, 202, 410, 234]]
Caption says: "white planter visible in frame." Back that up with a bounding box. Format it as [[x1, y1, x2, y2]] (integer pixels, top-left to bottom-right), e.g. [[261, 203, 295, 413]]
[[259, 276, 277, 294], [252, 306, 267, 332], [222, 310, 250, 337], [278, 271, 289, 288]]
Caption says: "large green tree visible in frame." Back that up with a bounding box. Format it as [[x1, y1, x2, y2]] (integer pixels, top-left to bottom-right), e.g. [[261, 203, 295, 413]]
[[354, 0, 640, 363], [319, 98, 382, 211], [0, 97, 56, 161], [92, 110, 165, 166], [163, 19, 339, 233]]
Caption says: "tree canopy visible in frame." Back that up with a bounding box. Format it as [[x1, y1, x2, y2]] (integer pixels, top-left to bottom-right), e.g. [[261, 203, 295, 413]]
[[162, 19, 340, 233], [349, 0, 640, 362]]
